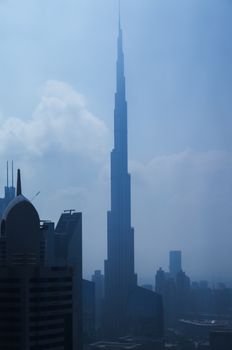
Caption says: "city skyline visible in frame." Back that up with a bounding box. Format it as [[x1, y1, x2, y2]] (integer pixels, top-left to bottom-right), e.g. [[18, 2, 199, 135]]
[[0, 0, 232, 284]]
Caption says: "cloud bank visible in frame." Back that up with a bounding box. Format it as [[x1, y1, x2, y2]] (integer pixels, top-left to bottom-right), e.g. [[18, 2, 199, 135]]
[[0, 80, 109, 161]]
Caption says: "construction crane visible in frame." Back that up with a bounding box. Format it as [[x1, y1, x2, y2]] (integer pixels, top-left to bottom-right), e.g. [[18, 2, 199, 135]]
[[31, 191, 40, 202]]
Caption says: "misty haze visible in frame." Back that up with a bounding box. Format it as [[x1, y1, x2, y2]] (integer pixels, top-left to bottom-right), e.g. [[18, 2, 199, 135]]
[[0, 0, 232, 349]]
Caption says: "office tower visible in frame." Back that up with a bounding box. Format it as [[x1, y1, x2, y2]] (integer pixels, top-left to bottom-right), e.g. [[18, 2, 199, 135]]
[[155, 267, 177, 328], [169, 250, 182, 278], [176, 270, 191, 317], [155, 268, 166, 296], [44, 210, 83, 350], [83, 279, 95, 341], [104, 15, 137, 337], [92, 270, 104, 330], [126, 287, 164, 338], [0, 161, 15, 218], [0, 170, 73, 350]]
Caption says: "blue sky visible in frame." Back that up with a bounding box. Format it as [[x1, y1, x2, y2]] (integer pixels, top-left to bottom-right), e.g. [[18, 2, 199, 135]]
[[1, 0, 232, 284]]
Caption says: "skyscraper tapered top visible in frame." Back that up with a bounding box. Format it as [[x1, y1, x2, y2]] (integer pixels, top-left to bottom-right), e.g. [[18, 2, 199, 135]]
[[116, 17, 125, 96]]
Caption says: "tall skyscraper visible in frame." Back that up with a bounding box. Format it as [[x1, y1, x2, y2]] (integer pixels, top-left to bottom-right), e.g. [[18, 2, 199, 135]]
[[82, 279, 95, 341], [104, 15, 137, 337], [0, 170, 73, 350], [55, 211, 83, 350], [169, 250, 182, 278], [42, 210, 83, 350]]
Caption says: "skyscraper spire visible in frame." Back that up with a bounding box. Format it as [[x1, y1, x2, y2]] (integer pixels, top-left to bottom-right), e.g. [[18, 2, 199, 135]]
[[17, 169, 22, 196], [6, 161, 9, 188], [11, 161, 14, 188], [117, 6, 124, 83], [118, 0, 121, 28]]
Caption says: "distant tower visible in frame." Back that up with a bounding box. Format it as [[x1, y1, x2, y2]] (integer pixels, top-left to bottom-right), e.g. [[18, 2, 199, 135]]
[[169, 250, 182, 278], [92, 270, 104, 330], [104, 12, 137, 337]]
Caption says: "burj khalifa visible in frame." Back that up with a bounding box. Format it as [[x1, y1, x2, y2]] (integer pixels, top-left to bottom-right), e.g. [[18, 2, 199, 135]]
[[104, 15, 137, 337]]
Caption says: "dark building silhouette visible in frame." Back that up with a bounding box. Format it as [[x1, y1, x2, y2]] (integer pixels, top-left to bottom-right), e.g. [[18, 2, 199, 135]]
[[126, 287, 164, 338], [155, 268, 177, 328], [176, 270, 191, 317], [43, 210, 83, 350], [169, 250, 182, 278], [92, 270, 104, 331], [0, 170, 73, 350], [104, 16, 137, 337], [0, 161, 15, 218], [155, 268, 166, 296], [210, 331, 232, 350], [83, 279, 95, 341], [155, 252, 191, 328]]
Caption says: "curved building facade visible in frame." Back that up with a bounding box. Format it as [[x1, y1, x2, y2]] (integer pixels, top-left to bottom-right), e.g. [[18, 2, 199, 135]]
[[0, 170, 74, 350]]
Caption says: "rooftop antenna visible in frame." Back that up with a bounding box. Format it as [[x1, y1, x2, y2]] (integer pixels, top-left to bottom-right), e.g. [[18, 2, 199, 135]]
[[119, 0, 121, 28], [11, 160, 14, 187], [64, 209, 76, 215], [6, 161, 9, 187], [17, 169, 22, 196]]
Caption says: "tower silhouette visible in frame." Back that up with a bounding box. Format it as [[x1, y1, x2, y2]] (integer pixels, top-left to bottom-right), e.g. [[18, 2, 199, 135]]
[[104, 14, 137, 338]]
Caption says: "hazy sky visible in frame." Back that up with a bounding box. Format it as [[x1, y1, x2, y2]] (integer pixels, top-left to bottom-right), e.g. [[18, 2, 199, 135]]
[[0, 0, 232, 285]]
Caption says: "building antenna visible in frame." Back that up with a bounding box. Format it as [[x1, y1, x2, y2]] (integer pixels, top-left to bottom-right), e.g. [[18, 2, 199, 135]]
[[6, 161, 9, 187], [119, 0, 121, 27], [17, 169, 22, 196], [11, 160, 14, 187], [64, 209, 76, 215]]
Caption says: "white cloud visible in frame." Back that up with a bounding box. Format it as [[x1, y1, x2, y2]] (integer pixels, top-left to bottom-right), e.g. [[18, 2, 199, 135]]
[[0, 80, 109, 161]]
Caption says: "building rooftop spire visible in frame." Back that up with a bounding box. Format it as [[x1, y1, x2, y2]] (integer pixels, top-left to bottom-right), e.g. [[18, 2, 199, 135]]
[[118, 0, 121, 29], [7, 161, 9, 188], [11, 161, 14, 188], [116, 1, 125, 97], [16, 169, 22, 196]]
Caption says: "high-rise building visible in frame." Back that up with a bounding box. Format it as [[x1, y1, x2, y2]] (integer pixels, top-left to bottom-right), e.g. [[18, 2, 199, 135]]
[[92, 270, 104, 331], [104, 15, 137, 337], [176, 270, 190, 317], [103, 13, 165, 340], [169, 250, 182, 278], [0, 161, 15, 218], [155, 267, 177, 328], [83, 279, 95, 341], [0, 170, 73, 350], [43, 210, 83, 350]]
